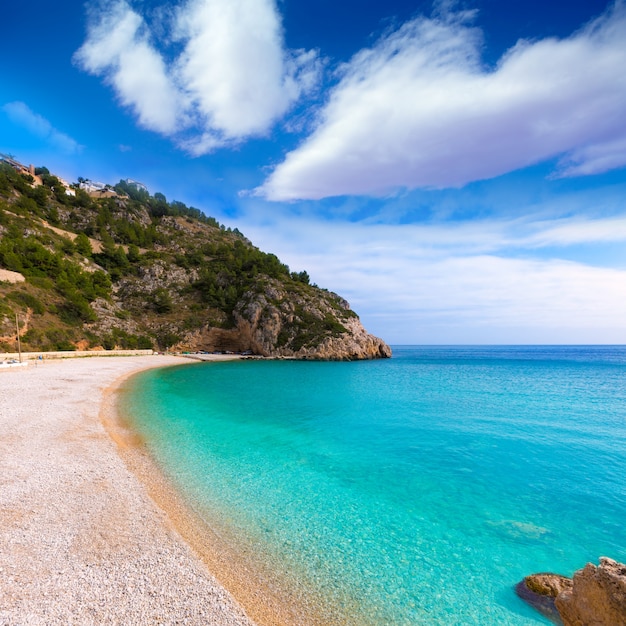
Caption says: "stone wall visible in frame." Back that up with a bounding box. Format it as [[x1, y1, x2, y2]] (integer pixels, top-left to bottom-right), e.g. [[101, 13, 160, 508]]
[[1, 349, 155, 361]]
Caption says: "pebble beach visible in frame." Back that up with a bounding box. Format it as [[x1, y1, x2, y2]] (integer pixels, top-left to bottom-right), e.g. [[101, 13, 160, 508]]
[[0, 355, 256, 625]]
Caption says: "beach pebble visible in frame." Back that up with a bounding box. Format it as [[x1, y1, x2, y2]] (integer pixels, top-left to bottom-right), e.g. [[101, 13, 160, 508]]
[[0, 356, 256, 625]]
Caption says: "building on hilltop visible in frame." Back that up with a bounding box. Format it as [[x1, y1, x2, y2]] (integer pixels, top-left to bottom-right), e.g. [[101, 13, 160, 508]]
[[78, 179, 129, 199], [79, 180, 107, 193], [124, 178, 148, 193], [1, 154, 75, 195], [0, 154, 42, 186], [56, 176, 76, 196], [79, 180, 118, 198], [0, 153, 32, 175]]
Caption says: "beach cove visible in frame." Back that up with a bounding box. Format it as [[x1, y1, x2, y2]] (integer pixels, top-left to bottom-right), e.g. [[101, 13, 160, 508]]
[[0, 355, 262, 625], [2, 348, 626, 625], [120, 346, 626, 625]]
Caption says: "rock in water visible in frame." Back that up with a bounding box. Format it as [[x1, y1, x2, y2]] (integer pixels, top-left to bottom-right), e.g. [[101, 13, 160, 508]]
[[524, 573, 573, 597], [516, 573, 572, 625], [555, 557, 626, 626]]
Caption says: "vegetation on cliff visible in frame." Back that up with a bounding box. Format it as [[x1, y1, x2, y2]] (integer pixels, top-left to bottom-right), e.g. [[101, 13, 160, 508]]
[[0, 162, 390, 359]]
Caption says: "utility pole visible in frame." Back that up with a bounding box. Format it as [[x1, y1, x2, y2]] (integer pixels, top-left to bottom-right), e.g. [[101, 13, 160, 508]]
[[15, 312, 22, 363]]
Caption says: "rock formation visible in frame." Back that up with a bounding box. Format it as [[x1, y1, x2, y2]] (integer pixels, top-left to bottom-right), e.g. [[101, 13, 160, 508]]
[[231, 281, 391, 360], [0, 163, 391, 359], [516, 573, 571, 624], [556, 557, 626, 626], [518, 558, 626, 626]]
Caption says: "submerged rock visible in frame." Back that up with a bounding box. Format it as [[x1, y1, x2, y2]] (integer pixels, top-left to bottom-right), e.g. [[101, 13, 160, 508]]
[[555, 557, 626, 626]]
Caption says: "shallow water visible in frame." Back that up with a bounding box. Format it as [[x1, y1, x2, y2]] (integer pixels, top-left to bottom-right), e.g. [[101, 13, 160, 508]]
[[123, 346, 626, 625]]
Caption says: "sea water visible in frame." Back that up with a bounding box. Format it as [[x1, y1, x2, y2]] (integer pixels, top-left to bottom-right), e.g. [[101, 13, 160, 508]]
[[122, 346, 626, 625]]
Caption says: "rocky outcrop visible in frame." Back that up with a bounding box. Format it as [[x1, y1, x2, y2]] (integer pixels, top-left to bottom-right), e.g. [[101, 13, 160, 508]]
[[525, 573, 574, 597], [516, 573, 572, 624], [294, 316, 391, 360], [117, 261, 198, 296], [176, 325, 248, 354], [518, 559, 626, 626], [169, 280, 391, 360], [0, 166, 392, 357], [0, 268, 26, 284], [556, 557, 626, 626], [232, 281, 391, 360]]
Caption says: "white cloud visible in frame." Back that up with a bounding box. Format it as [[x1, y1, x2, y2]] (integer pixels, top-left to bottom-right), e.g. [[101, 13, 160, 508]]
[[235, 208, 626, 343], [74, 2, 181, 134], [258, 3, 626, 200], [175, 0, 319, 146], [240, 211, 626, 268], [2, 101, 82, 154], [371, 255, 626, 343], [556, 135, 626, 177], [522, 215, 626, 247], [74, 0, 320, 152]]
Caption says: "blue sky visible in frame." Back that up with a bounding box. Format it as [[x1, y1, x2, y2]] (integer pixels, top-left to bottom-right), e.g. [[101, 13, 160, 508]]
[[3, 0, 626, 344]]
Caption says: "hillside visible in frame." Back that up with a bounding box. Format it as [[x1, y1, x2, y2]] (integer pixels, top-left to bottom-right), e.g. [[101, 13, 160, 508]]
[[0, 162, 391, 359]]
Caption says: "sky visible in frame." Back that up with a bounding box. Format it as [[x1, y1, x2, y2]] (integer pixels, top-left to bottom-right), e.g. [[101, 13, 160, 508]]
[[2, 0, 626, 344]]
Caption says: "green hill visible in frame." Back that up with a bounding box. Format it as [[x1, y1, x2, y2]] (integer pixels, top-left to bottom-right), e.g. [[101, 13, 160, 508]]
[[0, 162, 390, 359]]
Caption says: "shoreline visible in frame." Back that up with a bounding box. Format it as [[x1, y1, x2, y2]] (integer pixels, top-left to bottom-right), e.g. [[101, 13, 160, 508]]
[[0, 355, 256, 624], [108, 360, 334, 626], [0, 354, 335, 625]]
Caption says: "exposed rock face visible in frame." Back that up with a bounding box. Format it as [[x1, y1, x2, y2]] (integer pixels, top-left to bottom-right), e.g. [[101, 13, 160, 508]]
[[526, 573, 574, 598], [170, 280, 391, 360], [116, 261, 198, 299], [516, 574, 572, 624], [0, 268, 25, 284], [0, 166, 392, 357], [556, 558, 626, 626], [232, 281, 391, 360], [296, 316, 391, 360], [177, 326, 248, 354]]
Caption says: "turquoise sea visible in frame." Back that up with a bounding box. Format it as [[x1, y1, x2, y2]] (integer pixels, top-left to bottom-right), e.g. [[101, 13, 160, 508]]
[[122, 346, 626, 625]]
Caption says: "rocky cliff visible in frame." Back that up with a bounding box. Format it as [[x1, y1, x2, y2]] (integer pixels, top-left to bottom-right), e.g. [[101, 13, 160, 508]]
[[0, 162, 391, 360], [232, 281, 391, 359]]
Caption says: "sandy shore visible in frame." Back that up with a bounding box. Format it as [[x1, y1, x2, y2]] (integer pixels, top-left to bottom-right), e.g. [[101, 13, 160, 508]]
[[0, 355, 257, 625]]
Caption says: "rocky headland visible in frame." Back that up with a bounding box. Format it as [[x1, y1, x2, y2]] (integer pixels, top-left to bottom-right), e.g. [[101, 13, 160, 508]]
[[0, 163, 390, 360], [518, 557, 626, 626]]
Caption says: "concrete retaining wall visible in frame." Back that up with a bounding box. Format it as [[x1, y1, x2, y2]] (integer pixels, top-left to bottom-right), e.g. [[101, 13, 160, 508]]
[[1, 350, 155, 361]]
